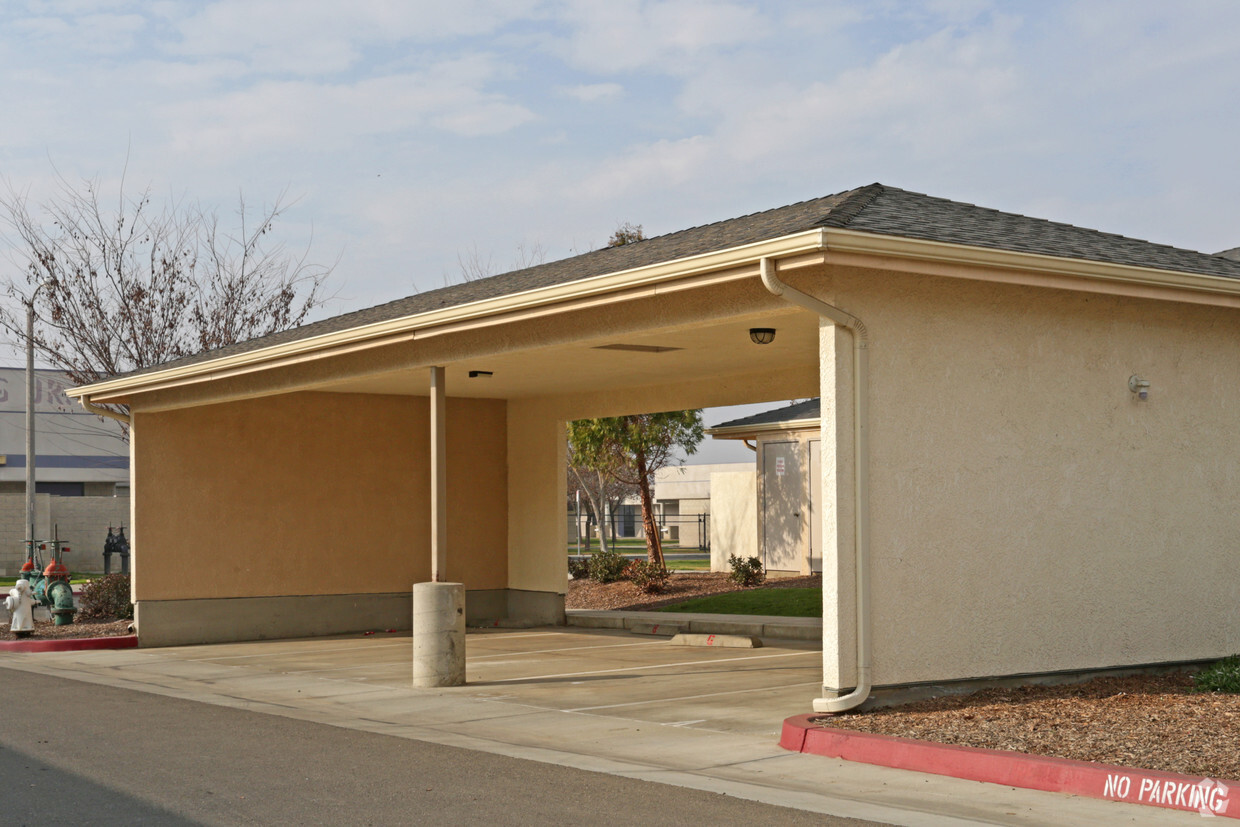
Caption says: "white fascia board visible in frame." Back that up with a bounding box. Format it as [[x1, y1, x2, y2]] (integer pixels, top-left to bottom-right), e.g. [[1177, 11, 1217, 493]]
[[705, 418, 821, 438]]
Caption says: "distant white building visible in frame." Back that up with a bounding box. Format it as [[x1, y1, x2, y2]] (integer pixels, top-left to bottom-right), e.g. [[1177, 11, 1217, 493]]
[[0, 368, 128, 496]]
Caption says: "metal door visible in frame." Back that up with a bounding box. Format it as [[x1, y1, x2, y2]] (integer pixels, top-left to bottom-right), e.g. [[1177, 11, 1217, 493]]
[[762, 441, 803, 571]]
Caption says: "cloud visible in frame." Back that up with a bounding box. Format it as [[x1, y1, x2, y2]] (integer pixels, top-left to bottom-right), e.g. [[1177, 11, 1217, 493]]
[[171, 0, 547, 75], [554, 0, 768, 74], [560, 82, 624, 102], [11, 11, 147, 55], [160, 56, 536, 158]]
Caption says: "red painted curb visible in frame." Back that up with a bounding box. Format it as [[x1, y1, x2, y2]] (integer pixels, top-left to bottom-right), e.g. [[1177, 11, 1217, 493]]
[[0, 635, 138, 653], [782, 714, 1238, 819]]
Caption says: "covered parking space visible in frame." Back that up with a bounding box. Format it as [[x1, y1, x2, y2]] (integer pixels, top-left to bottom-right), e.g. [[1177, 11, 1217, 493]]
[[148, 625, 824, 738], [67, 183, 1240, 714]]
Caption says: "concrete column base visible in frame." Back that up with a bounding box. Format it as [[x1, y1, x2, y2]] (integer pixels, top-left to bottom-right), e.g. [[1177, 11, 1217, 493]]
[[412, 581, 466, 688]]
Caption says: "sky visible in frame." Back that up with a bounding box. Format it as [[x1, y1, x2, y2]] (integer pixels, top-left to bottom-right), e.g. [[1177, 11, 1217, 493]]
[[2, 0, 1238, 462]]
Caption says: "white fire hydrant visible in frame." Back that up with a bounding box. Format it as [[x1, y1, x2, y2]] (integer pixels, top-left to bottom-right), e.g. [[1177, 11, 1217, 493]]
[[5, 579, 35, 636]]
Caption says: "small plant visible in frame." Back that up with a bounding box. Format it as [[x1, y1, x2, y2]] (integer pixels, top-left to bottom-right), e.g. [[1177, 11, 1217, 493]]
[[728, 554, 765, 587], [77, 573, 134, 621], [1194, 655, 1240, 694], [567, 556, 591, 580], [587, 547, 628, 583], [626, 559, 670, 594]]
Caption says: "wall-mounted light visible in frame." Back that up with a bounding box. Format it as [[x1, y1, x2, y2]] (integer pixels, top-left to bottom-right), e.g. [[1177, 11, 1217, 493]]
[[749, 328, 776, 345], [1128, 374, 1150, 400]]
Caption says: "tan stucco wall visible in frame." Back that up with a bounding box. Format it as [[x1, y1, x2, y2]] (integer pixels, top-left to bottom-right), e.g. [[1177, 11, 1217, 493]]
[[804, 264, 1240, 688], [132, 391, 506, 602], [506, 399, 566, 595], [709, 470, 757, 571]]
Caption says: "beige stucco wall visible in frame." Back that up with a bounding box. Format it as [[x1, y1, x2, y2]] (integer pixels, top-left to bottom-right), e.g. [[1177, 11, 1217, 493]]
[[709, 470, 757, 571], [804, 263, 1240, 689], [132, 391, 507, 602]]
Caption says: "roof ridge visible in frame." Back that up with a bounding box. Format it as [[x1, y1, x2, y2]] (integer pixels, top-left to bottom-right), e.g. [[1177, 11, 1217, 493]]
[[815, 183, 886, 228], [861, 186, 1240, 268]]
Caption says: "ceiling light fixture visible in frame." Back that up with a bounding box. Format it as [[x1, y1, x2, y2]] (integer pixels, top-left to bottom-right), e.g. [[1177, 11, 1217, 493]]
[[749, 328, 776, 345]]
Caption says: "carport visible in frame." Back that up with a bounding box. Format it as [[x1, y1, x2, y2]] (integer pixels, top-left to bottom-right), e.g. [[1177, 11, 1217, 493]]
[[67, 183, 1240, 713]]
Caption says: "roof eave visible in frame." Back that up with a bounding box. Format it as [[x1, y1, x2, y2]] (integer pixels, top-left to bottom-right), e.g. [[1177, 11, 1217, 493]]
[[66, 229, 832, 402], [706, 418, 821, 438], [823, 228, 1240, 299]]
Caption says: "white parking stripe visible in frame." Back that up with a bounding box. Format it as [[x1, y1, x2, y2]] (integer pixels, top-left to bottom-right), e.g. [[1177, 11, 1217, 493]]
[[470, 640, 665, 660], [566, 681, 821, 712], [490, 649, 817, 683]]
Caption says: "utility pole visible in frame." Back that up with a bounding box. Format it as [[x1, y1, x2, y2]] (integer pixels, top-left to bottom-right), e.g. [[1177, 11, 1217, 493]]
[[25, 300, 37, 547]]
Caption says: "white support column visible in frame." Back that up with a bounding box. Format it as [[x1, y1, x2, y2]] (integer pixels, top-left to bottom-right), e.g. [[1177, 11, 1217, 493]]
[[430, 365, 447, 582], [819, 320, 857, 694], [415, 365, 466, 687]]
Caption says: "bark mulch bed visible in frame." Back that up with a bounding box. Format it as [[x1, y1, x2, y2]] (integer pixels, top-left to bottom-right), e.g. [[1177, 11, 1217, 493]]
[[566, 571, 821, 611], [568, 573, 1240, 781], [824, 673, 1240, 780], [3, 618, 132, 641]]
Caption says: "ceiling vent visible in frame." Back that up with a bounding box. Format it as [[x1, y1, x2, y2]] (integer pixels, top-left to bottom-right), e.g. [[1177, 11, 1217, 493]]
[[592, 344, 682, 353]]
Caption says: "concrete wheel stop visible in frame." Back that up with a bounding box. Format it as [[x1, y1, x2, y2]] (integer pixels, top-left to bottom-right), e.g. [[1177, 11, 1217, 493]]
[[669, 632, 762, 648]]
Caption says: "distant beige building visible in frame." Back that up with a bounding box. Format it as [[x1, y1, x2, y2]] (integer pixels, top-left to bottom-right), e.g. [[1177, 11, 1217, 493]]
[[707, 399, 820, 575], [68, 184, 1240, 711]]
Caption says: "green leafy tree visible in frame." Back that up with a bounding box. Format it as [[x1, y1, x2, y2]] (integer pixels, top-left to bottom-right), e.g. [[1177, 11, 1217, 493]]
[[567, 410, 704, 568]]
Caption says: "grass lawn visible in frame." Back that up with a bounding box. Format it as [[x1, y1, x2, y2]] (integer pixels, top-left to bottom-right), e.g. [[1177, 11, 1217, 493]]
[[656, 587, 821, 617], [665, 560, 711, 571]]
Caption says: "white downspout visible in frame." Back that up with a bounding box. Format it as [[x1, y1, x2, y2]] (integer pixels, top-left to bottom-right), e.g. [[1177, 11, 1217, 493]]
[[759, 257, 871, 713]]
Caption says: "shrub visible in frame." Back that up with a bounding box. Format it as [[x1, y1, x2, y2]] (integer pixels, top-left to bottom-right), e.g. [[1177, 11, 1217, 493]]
[[1194, 655, 1240, 693], [78, 573, 134, 621], [728, 554, 765, 587], [587, 547, 628, 583], [567, 556, 591, 580], [626, 559, 670, 594]]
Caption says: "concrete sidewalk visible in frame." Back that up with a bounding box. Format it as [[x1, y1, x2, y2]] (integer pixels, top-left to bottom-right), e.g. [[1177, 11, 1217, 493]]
[[0, 626, 1203, 826]]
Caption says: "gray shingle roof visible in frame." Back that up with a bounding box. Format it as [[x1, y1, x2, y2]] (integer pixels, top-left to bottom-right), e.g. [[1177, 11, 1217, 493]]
[[112, 184, 1240, 381], [709, 399, 821, 432]]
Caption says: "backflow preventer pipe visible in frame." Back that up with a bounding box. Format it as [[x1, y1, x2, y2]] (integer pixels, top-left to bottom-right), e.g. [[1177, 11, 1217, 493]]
[[759, 257, 872, 713]]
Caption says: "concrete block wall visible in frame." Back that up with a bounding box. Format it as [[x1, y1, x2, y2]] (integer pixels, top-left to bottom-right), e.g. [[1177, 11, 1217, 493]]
[[0, 494, 130, 576], [709, 470, 757, 572]]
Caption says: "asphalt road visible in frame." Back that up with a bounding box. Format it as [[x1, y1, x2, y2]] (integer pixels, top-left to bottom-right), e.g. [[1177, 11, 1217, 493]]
[[1, 669, 884, 826]]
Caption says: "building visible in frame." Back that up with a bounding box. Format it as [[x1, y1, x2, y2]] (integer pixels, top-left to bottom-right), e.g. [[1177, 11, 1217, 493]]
[[66, 183, 1240, 711], [0, 368, 130, 574], [707, 399, 820, 574]]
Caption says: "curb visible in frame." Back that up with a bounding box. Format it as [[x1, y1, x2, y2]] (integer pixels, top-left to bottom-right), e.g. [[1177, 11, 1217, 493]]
[[0, 635, 138, 653], [780, 715, 1238, 819], [566, 610, 821, 641]]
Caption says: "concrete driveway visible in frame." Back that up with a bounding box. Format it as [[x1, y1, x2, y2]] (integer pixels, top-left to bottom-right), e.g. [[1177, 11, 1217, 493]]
[[0, 627, 1206, 825], [152, 626, 824, 739]]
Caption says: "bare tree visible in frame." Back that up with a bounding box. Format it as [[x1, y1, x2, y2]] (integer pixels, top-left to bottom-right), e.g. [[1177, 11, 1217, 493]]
[[456, 240, 547, 282], [0, 174, 332, 420]]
